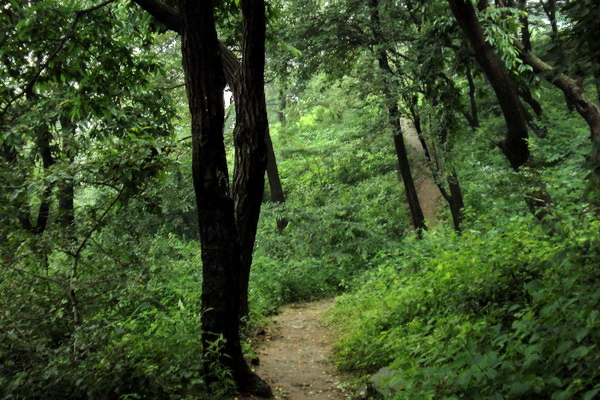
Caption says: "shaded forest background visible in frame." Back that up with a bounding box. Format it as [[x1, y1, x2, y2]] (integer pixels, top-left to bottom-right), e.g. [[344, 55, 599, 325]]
[[1, 0, 600, 399]]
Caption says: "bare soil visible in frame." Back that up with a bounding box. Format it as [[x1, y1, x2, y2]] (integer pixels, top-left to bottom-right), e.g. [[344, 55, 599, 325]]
[[401, 119, 442, 227], [238, 299, 347, 400]]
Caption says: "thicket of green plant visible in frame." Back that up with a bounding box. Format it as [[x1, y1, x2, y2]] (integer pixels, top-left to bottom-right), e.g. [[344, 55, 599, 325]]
[[327, 86, 600, 399], [248, 76, 408, 317], [3, 0, 599, 398]]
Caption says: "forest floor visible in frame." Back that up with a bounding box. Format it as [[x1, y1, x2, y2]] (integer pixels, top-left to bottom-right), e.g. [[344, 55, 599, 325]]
[[238, 298, 349, 400]]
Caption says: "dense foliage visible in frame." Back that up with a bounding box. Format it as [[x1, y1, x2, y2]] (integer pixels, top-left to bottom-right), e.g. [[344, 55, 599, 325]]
[[1, 0, 599, 398]]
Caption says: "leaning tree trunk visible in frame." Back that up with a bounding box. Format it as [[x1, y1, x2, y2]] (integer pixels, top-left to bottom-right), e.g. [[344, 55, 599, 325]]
[[369, 0, 427, 233], [465, 64, 480, 129], [265, 130, 289, 232], [448, 0, 530, 169], [411, 112, 465, 233], [178, 0, 271, 396]]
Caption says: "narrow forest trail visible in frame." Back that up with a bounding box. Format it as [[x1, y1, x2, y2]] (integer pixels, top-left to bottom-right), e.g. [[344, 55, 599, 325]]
[[238, 130, 442, 399], [239, 299, 347, 400], [401, 119, 442, 227]]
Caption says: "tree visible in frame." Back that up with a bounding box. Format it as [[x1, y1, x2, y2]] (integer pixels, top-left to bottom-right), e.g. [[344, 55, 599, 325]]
[[131, 0, 272, 395], [368, 0, 427, 233], [447, 0, 530, 170]]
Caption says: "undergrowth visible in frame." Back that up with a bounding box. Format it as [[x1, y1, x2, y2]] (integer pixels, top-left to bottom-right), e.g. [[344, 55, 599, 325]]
[[330, 212, 600, 399]]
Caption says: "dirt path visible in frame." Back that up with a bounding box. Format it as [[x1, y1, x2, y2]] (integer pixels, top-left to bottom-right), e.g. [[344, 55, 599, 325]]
[[401, 119, 441, 227], [237, 123, 441, 400], [239, 299, 346, 400]]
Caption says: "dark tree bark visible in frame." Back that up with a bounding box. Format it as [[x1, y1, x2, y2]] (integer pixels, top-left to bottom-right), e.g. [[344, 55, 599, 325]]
[[518, 87, 543, 118], [223, 39, 288, 237], [265, 131, 288, 232], [267, 88, 289, 232], [179, 0, 244, 390], [448, 0, 530, 169], [58, 117, 76, 228], [231, 0, 270, 322], [133, 0, 272, 395], [517, 0, 532, 52], [465, 64, 480, 129], [447, 171, 465, 232], [392, 119, 426, 232], [542, 0, 558, 38], [369, 0, 427, 233], [58, 181, 75, 227]]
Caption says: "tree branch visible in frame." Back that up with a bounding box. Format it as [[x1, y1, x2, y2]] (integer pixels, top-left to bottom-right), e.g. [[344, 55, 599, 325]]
[[131, 0, 182, 33]]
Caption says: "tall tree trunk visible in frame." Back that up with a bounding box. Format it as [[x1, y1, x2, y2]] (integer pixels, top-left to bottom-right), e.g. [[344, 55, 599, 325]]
[[517, 0, 532, 52], [269, 87, 289, 232], [448, 0, 530, 169], [392, 117, 426, 231], [369, 0, 427, 233], [411, 112, 465, 232], [178, 0, 270, 396], [232, 0, 270, 323], [58, 116, 75, 228], [447, 170, 465, 232]]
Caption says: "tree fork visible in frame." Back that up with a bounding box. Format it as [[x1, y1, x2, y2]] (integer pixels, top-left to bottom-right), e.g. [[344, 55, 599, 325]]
[[177, 0, 271, 396]]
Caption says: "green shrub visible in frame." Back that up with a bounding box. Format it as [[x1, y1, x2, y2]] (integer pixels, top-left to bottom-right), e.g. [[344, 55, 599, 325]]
[[330, 215, 600, 399]]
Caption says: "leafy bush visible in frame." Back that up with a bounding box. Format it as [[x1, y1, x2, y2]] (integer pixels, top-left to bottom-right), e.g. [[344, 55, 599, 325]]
[[330, 214, 600, 399]]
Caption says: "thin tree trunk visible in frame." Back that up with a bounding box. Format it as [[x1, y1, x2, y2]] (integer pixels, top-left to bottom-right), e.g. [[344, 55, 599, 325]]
[[542, 0, 558, 38], [58, 117, 75, 228], [370, 0, 427, 233], [466, 64, 480, 129], [519, 87, 543, 118], [265, 130, 288, 232], [392, 120, 426, 231], [448, 0, 530, 169], [447, 170, 465, 232], [517, 0, 532, 52], [411, 111, 464, 232]]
